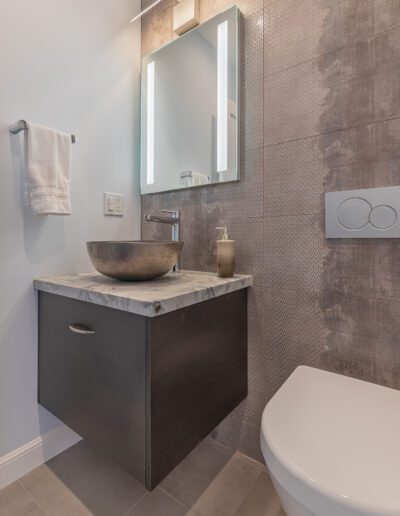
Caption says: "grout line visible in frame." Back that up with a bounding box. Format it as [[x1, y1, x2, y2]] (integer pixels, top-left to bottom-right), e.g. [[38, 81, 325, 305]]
[[265, 53, 400, 97], [235, 451, 265, 469], [263, 14, 400, 80], [263, 211, 325, 218], [121, 491, 149, 516], [231, 467, 263, 516], [259, 283, 400, 305], [261, 0, 265, 228], [157, 487, 187, 508], [263, 113, 400, 150], [204, 436, 235, 453], [158, 485, 190, 508], [18, 479, 50, 516]]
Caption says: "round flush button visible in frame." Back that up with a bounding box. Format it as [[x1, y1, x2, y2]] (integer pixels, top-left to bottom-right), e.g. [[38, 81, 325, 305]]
[[369, 205, 397, 229], [337, 197, 371, 230]]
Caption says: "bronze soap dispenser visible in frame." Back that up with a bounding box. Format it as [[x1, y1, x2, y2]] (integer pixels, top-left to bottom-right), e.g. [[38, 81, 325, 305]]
[[216, 226, 235, 278]]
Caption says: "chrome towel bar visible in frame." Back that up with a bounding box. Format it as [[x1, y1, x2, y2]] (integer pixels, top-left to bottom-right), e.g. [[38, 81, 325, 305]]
[[9, 120, 77, 144]]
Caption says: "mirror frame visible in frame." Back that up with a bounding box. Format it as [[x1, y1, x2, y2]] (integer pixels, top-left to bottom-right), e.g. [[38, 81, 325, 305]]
[[140, 6, 241, 195]]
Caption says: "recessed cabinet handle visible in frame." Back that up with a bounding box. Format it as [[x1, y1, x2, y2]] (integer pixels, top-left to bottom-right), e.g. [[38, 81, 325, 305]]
[[68, 323, 95, 335]]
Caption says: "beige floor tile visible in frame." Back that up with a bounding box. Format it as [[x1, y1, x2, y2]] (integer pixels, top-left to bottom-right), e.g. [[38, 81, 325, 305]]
[[20, 466, 91, 516], [160, 439, 233, 508], [0, 482, 44, 516], [187, 454, 262, 516], [234, 471, 286, 516], [125, 488, 186, 516], [4, 439, 279, 516], [21, 441, 146, 516]]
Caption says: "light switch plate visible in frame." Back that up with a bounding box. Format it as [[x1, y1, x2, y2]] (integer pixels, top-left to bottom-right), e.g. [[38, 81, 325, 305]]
[[104, 192, 123, 217], [325, 186, 400, 238]]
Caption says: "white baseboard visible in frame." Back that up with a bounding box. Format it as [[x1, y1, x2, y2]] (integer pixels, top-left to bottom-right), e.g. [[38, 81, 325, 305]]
[[0, 425, 82, 490]]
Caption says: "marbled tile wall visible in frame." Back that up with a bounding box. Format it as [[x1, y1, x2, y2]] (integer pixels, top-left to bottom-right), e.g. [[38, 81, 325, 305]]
[[141, 0, 400, 461]]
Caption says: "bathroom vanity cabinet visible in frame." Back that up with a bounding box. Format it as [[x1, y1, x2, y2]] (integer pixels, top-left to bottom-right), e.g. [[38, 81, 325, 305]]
[[35, 271, 251, 489]]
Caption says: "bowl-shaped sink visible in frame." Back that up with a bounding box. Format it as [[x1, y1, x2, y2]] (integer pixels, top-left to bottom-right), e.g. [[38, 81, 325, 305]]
[[86, 241, 184, 281]]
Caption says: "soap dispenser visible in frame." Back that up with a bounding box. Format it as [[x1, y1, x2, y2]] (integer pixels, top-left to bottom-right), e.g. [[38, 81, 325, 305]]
[[216, 226, 235, 278]]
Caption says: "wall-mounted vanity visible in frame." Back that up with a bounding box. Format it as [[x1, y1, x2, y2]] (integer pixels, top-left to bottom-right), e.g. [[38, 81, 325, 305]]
[[141, 6, 240, 194], [35, 271, 251, 489], [34, 7, 247, 492]]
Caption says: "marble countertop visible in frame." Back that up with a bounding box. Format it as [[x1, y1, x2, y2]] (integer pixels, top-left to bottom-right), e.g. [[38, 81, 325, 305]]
[[34, 271, 252, 317]]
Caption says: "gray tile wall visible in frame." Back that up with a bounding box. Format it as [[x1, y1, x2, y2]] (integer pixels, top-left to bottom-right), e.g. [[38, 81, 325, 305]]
[[141, 0, 400, 461]]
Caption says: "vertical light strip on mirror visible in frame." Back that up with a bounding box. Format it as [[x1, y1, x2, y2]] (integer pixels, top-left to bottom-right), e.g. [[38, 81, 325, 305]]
[[147, 61, 155, 185], [217, 20, 228, 175]]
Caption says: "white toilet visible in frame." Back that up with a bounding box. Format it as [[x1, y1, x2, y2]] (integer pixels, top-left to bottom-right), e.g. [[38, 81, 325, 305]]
[[260, 366, 400, 516]]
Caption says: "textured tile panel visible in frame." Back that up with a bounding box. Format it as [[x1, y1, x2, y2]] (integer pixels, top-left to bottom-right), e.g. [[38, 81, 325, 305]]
[[241, 79, 264, 151], [320, 1, 400, 406], [264, 59, 325, 145], [265, 29, 400, 146], [374, 0, 400, 34], [263, 0, 400, 77], [321, 293, 400, 389], [320, 117, 400, 170], [199, 0, 234, 23], [264, 136, 326, 216], [242, 10, 264, 84], [207, 147, 264, 218], [318, 64, 400, 135], [263, 288, 325, 401], [264, 0, 330, 75], [323, 240, 400, 300], [237, 0, 263, 17], [264, 214, 326, 292]]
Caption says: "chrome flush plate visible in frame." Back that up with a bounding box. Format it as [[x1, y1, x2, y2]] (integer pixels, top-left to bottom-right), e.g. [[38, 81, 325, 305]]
[[325, 186, 400, 238]]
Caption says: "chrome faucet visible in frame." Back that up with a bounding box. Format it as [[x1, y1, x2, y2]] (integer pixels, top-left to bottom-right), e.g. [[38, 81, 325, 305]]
[[144, 210, 181, 272]]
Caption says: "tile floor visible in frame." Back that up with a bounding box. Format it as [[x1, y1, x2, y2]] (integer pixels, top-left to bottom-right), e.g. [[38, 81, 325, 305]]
[[0, 439, 285, 516]]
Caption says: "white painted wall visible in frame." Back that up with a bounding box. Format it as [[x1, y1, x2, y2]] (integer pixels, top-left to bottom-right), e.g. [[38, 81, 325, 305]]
[[0, 0, 141, 459]]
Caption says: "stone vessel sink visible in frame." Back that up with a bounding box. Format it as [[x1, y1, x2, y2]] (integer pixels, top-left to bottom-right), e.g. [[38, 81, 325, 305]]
[[86, 241, 184, 281]]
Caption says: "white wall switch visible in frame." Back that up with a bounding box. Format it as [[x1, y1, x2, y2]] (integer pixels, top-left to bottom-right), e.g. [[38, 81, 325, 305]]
[[104, 192, 124, 216]]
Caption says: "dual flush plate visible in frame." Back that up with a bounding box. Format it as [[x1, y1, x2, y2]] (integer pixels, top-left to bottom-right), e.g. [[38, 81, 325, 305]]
[[325, 186, 400, 238]]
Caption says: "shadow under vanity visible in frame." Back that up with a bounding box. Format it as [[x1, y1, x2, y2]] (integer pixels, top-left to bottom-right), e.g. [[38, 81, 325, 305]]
[[34, 271, 251, 489]]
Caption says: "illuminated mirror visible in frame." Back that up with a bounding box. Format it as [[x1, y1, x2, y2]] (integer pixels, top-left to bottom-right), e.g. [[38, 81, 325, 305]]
[[141, 6, 240, 194]]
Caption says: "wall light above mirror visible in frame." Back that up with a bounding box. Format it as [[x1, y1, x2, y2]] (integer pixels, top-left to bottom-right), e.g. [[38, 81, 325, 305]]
[[141, 6, 240, 194]]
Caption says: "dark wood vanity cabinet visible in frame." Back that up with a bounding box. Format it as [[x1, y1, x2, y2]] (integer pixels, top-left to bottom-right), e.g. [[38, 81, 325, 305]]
[[38, 289, 248, 489]]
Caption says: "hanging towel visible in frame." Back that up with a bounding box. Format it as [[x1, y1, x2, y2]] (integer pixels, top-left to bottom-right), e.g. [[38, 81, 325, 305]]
[[26, 122, 72, 215], [191, 172, 209, 186]]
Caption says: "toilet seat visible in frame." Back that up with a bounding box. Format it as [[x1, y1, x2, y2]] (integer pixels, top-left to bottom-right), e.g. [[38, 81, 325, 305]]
[[261, 366, 400, 516]]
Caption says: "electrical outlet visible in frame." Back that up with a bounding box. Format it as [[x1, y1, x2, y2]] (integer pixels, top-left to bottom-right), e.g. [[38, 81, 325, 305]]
[[104, 192, 124, 216]]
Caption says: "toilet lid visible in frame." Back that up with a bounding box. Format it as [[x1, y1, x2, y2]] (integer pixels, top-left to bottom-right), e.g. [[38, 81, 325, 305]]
[[261, 366, 400, 516]]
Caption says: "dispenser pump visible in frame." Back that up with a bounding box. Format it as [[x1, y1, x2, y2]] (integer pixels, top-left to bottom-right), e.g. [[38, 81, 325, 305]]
[[216, 226, 229, 240]]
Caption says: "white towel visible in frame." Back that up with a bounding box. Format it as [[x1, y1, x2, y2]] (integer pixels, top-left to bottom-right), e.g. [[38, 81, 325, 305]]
[[191, 172, 209, 186], [26, 122, 72, 215]]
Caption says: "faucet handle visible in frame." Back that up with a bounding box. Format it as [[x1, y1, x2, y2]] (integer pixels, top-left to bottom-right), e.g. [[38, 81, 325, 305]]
[[161, 209, 180, 218]]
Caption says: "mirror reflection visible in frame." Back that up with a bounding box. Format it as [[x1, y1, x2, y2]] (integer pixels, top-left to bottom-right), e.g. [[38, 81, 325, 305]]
[[141, 6, 240, 194]]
